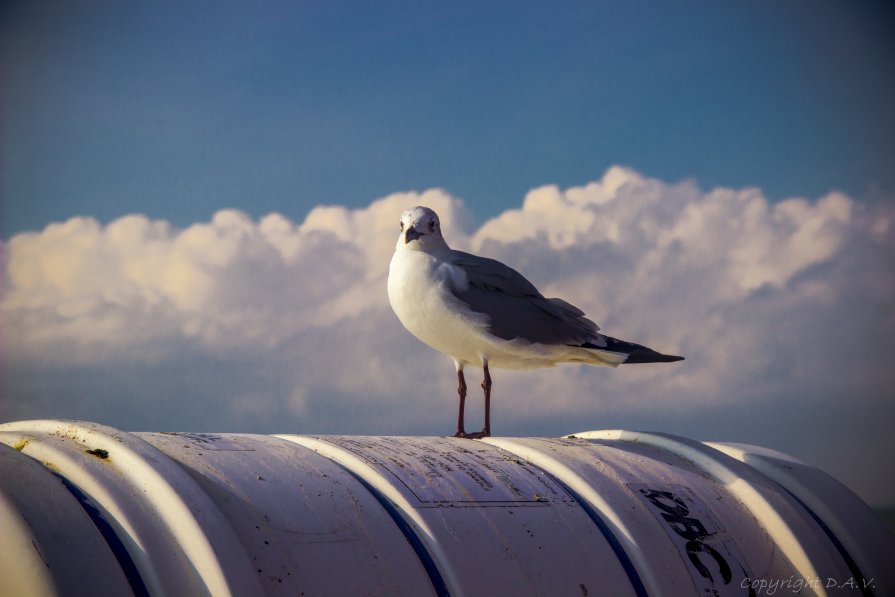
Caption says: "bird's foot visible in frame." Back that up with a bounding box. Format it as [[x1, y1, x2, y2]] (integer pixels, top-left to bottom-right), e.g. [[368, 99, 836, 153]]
[[454, 429, 490, 439]]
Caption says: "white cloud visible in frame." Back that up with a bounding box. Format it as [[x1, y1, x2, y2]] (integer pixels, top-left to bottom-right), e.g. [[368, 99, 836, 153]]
[[3, 167, 894, 504], [2, 190, 473, 358]]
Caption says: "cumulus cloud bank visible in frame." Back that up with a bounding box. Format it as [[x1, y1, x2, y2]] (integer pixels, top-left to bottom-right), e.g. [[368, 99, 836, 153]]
[[3, 167, 894, 504], [4, 189, 464, 357]]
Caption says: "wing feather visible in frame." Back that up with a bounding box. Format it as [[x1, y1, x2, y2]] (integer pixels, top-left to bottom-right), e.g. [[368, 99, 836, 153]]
[[448, 251, 600, 345]]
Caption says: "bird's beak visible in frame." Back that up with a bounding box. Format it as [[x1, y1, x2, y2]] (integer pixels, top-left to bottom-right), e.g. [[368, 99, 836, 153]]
[[404, 226, 422, 244]]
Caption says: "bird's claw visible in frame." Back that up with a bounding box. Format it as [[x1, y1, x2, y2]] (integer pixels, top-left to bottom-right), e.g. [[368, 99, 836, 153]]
[[453, 430, 491, 439]]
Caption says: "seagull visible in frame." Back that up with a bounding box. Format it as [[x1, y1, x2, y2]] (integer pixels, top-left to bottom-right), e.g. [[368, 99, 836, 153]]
[[387, 206, 684, 439]]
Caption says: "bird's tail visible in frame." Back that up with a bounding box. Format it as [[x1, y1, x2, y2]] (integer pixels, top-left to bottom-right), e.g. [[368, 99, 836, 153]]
[[580, 335, 684, 365]]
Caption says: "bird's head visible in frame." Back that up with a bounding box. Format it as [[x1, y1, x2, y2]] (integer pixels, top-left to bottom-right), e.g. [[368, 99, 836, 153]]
[[397, 206, 447, 251]]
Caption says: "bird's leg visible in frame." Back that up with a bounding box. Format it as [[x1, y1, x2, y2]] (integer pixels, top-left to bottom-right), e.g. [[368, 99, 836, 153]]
[[462, 363, 492, 439], [453, 368, 468, 437], [479, 363, 492, 437]]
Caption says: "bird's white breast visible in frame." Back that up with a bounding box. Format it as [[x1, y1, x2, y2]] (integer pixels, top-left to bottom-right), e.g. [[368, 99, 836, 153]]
[[388, 248, 490, 366]]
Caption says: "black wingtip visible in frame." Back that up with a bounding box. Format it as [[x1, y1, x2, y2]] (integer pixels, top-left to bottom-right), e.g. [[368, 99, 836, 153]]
[[623, 351, 685, 364], [582, 335, 685, 364]]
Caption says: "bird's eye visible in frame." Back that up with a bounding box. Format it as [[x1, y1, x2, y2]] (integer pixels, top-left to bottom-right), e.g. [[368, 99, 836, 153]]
[[399, 221, 404, 231], [429, 220, 436, 232]]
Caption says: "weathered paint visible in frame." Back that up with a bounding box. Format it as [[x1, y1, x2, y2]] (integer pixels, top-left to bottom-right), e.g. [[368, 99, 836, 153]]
[[1, 420, 892, 597]]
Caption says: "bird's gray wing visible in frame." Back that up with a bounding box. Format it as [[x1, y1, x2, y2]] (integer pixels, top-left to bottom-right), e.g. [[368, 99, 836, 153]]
[[448, 251, 601, 345]]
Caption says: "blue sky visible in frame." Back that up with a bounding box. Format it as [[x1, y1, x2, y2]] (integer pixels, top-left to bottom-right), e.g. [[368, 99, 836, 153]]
[[3, 1, 893, 236]]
